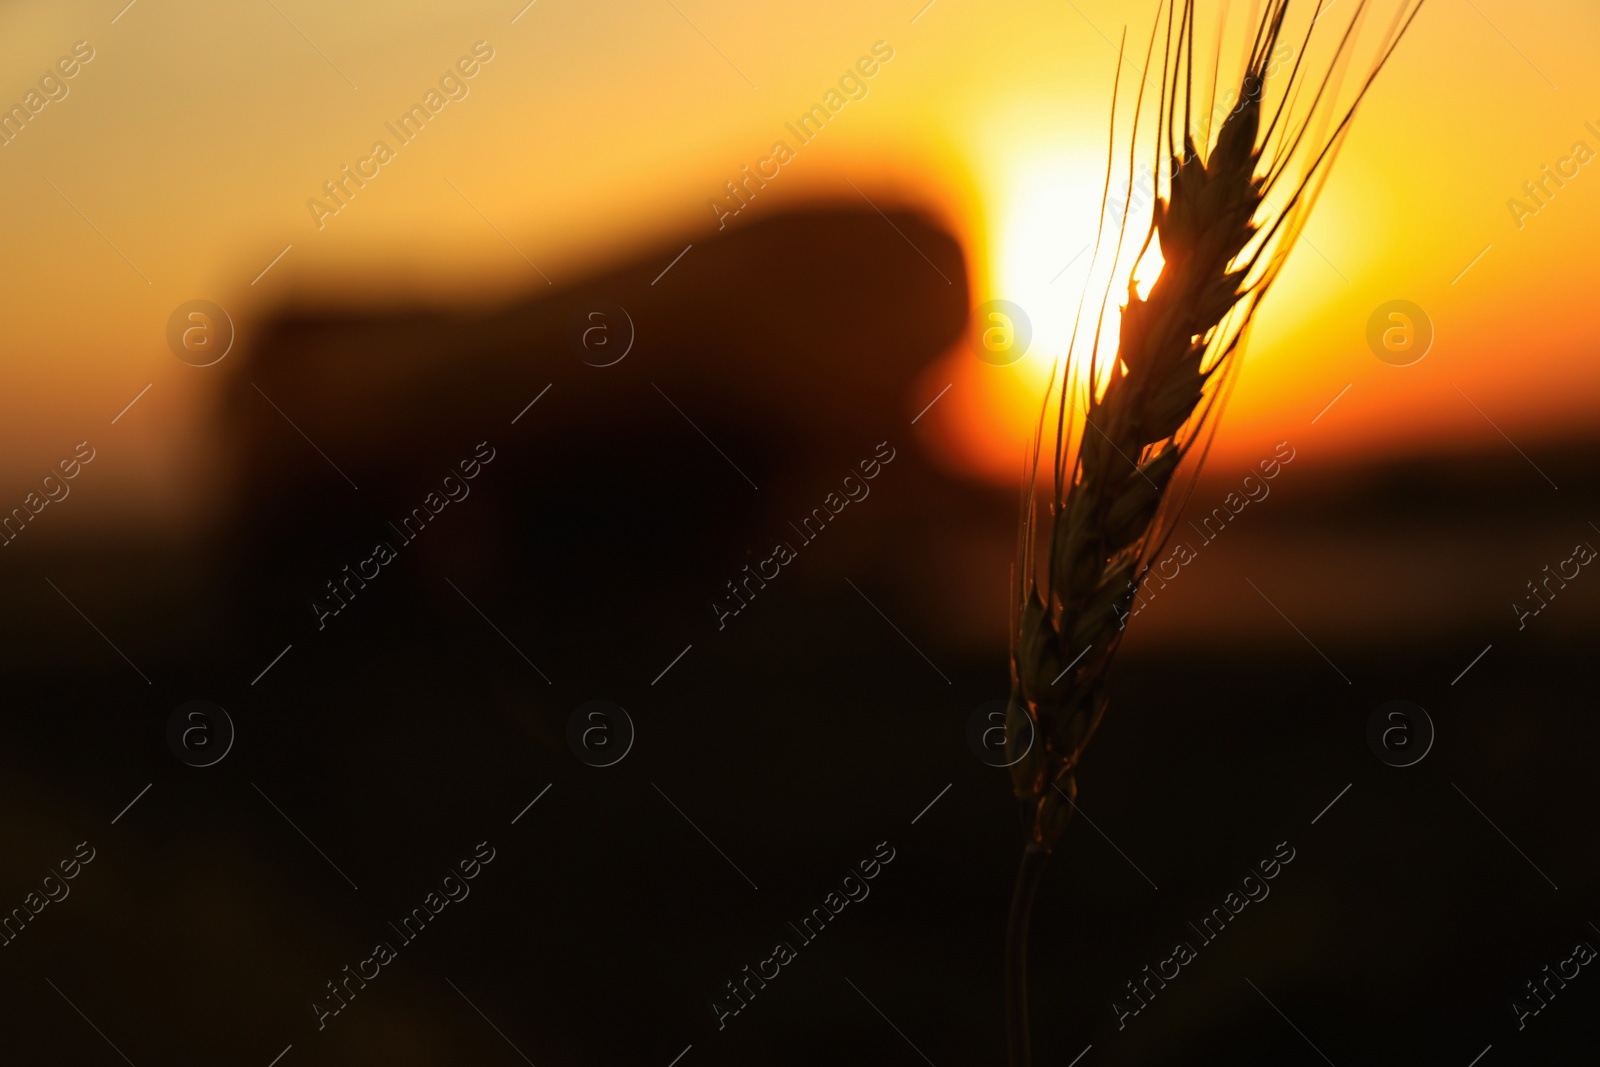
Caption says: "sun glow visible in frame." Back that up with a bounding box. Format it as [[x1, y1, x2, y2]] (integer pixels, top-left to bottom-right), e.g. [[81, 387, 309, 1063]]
[[924, 130, 1169, 485]]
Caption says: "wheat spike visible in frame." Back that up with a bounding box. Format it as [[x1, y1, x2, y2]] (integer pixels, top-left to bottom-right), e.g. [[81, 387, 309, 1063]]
[[1002, 3, 1428, 1062], [1007, 0, 1424, 854]]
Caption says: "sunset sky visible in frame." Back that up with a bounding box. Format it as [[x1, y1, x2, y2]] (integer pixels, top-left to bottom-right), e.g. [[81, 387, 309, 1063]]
[[2, 0, 1595, 524]]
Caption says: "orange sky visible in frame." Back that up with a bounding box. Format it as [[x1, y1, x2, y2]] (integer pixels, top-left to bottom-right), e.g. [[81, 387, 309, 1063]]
[[1, 0, 1596, 529]]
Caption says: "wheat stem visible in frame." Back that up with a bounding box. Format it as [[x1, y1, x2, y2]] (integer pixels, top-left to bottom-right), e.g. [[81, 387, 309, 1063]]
[[1005, 846, 1051, 1067]]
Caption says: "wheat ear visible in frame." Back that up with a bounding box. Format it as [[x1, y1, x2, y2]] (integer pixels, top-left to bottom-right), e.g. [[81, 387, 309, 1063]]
[[1002, 2, 1426, 1064]]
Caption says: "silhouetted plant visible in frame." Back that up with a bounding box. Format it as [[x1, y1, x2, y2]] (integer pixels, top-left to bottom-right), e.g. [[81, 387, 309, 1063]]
[[1003, 2, 1425, 1063]]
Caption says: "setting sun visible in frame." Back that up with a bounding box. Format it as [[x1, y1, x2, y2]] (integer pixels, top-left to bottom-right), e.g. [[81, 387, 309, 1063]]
[[921, 114, 1173, 485]]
